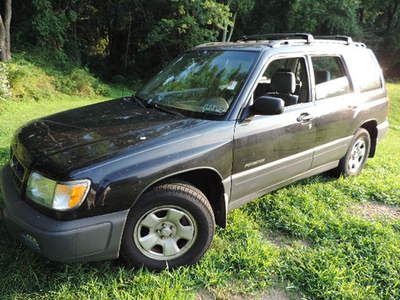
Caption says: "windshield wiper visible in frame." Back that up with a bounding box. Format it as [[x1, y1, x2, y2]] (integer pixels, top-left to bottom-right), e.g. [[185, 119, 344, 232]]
[[150, 103, 184, 117], [131, 94, 147, 109]]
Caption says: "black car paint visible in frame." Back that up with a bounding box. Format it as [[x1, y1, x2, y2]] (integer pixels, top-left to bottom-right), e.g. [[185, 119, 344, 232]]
[[7, 43, 388, 224], [11, 97, 234, 220]]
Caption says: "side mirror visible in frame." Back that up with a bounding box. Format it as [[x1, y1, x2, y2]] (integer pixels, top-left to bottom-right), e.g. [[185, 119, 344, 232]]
[[253, 96, 285, 115]]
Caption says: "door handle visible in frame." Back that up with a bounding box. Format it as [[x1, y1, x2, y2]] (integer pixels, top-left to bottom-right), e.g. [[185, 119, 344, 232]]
[[348, 105, 358, 110], [297, 113, 313, 123]]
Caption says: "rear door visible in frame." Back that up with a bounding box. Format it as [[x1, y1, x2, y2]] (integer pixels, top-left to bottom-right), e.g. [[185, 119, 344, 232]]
[[309, 55, 356, 168]]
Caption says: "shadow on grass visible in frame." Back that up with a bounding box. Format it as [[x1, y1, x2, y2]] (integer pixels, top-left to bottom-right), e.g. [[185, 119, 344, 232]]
[[293, 170, 339, 186], [0, 159, 338, 297], [0, 144, 125, 296]]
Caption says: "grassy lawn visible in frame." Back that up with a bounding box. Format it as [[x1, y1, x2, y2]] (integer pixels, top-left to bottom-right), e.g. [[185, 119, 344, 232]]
[[0, 83, 399, 299]]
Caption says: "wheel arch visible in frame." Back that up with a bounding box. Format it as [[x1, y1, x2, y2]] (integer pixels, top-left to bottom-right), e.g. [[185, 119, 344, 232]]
[[359, 119, 378, 157], [133, 167, 228, 228]]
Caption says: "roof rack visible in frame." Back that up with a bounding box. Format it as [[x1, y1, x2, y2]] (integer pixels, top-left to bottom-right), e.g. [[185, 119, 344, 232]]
[[315, 35, 353, 45], [231, 33, 365, 48], [238, 33, 314, 44]]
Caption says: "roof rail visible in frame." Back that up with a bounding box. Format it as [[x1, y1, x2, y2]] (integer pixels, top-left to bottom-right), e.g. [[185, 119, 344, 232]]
[[354, 42, 367, 48], [315, 35, 353, 45], [238, 33, 314, 44]]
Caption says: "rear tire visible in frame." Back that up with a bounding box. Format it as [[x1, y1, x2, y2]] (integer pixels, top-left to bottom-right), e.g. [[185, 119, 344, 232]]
[[120, 181, 215, 270], [334, 128, 371, 177]]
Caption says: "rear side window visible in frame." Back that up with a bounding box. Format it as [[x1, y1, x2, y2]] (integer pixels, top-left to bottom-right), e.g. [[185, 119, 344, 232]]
[[312, 56, 351, 100], [345, 50, 382, 92]]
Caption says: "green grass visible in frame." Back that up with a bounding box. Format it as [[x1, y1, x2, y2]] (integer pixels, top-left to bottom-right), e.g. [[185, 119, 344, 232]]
[[0, 82, 399, 299]]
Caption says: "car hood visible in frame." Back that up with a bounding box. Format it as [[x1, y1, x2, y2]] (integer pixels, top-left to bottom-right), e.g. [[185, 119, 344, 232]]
[[12, 98, 207, 177]]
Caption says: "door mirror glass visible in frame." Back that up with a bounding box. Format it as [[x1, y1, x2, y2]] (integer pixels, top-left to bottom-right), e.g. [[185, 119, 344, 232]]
[[253, 96, 284, 115]]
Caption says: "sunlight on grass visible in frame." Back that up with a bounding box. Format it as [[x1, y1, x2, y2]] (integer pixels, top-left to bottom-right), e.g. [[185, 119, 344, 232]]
[[0, 83, 399, 299]]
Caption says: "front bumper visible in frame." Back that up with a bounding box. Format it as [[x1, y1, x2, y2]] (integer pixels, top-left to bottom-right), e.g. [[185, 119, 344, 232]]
[[1, 164, 129, 263]]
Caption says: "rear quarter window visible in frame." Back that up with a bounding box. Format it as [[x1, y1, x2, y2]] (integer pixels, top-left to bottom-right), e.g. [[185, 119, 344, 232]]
[[345, 50, 383, 92]]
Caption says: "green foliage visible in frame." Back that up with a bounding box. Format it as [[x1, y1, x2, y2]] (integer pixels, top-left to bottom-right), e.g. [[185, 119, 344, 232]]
[[226, 0, 255, 13], [54, 68, 111, 97], [31, 0, 77, 62], [5, 54, 113, 101], [146, 0, 231, 51], [11, 0, 400, 78], [288, 0, 362, 35], [7, 57, 56, 101], [0, 78, 400, 298]]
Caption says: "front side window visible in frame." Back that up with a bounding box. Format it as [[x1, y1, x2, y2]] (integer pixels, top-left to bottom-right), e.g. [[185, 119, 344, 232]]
[[138, 50, 259, 117], [312, 56, 351, 100], [253, 57, 310, 106]]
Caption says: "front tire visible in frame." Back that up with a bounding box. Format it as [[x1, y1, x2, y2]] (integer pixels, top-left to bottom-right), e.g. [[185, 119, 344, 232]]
[[121, 182, 215, 270], [335, 128, 371, 177]]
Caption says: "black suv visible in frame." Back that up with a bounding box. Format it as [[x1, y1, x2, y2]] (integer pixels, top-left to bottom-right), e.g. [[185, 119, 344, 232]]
[[1, 33, 389, 269]]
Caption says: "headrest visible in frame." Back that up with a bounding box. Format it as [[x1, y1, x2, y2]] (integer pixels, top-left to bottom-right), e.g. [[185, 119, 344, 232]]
[[315, 70, 331, 84], [271, 72, 296, 94], [276, 68, 291, 73]]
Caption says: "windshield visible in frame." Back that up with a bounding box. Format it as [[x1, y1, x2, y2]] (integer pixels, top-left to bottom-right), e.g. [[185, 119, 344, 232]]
[[137, 50, 259, 117]]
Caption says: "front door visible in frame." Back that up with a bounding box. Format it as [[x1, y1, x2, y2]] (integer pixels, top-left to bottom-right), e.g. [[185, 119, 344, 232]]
[[230, 55, 316, 207]]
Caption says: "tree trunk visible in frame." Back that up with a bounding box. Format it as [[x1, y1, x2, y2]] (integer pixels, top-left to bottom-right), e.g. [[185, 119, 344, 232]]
[[227, 11, 237, 42], [358, 7, 365, 24], [124, 12, 132, 71], [0, 0, 12, 61], [222, 23, 228, 42], [0, 20, 5, 61]]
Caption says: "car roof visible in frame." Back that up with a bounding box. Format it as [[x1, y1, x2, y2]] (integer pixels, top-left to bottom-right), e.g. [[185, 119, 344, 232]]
[[192, 33, 369, 53]]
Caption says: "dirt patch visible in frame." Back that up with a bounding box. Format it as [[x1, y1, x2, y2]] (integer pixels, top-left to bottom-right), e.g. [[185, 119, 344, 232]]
[[264, 231, 310, 248], [196, 289, 214, 300], [196, 288, 299, 300], [260, 288, 294, 300], [352, 202, 400, 221]]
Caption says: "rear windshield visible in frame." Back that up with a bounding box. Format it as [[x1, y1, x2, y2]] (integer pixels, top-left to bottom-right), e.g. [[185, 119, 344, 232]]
[[345, 50, 383, 92]]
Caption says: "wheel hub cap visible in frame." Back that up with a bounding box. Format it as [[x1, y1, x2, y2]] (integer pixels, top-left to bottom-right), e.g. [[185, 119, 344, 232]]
[[348, 138, 367, 172], [133, 206, 197, 260]]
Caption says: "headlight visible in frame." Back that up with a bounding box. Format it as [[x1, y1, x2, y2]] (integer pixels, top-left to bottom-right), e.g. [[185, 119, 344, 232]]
[[26, 172, 90, 211]]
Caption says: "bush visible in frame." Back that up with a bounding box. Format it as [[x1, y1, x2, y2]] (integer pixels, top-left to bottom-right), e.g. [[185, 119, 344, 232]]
[[7, 58, 55, 101], [54, 68, 111, 97], [4, 54, 113, 101]]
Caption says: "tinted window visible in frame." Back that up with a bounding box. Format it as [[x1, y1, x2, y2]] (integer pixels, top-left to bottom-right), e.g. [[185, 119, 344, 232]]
[[346, 50, 382, 92], [312, 56, 351, 100]]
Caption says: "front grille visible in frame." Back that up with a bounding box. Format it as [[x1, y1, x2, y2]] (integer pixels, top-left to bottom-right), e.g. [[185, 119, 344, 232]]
[[10, 154, 26, 188]]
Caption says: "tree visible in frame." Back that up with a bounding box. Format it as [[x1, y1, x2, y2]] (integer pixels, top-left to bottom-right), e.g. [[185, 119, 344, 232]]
[[221, 0, 255, 42], [359, 0, 400, 76], [287, 0, 361, 36], [8, 0, 400, 78], [146, 0, 230, 62], [0, 0, 12, 61]]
